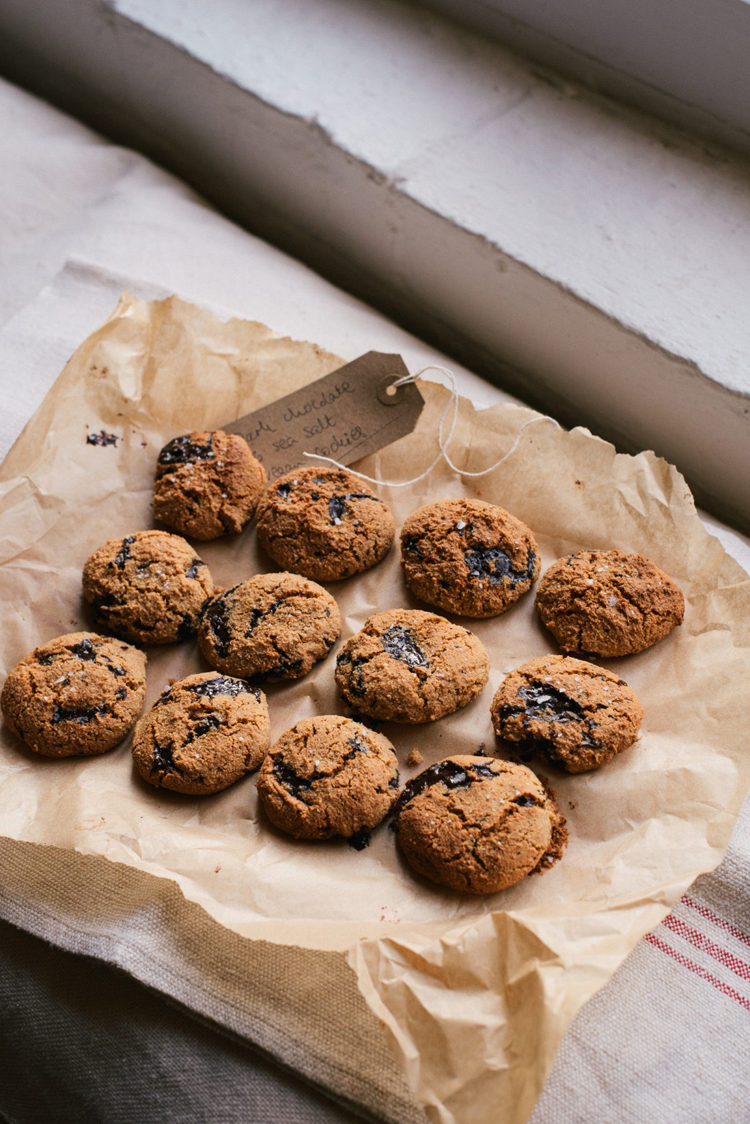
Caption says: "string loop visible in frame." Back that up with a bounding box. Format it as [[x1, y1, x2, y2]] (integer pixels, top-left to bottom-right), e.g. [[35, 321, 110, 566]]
[[303, 365, 560, 488]]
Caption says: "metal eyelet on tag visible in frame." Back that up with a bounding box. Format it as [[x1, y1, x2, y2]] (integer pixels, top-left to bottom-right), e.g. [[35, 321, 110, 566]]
[[377, 376, 407, 407]]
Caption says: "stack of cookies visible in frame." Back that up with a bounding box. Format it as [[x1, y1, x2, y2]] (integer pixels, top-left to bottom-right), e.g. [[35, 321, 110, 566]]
[[1, 428, 685, 896]]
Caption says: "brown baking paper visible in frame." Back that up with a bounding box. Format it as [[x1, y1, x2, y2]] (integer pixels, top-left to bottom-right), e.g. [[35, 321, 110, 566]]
[[1, 293, 749, 1124]]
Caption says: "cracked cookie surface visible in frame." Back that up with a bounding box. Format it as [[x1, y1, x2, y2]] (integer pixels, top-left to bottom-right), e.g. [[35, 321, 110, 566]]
[[256, 715, 399, 846], [392, 755, 566, 893], [255, 466, 395, 581], [491, 655, 643, 773], [132, 671, 270, 795], [536, 550, 685, 657], [83, 530, 214, 645], [153, 429, 266, 540], [198, 571, 341, 681], [400, 498, 540, 617], [1, 631, 147, 757], [335, 609, 489, 723]]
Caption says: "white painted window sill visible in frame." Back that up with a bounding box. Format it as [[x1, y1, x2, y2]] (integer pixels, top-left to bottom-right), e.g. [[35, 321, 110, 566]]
[[0, 0, 748, 527]]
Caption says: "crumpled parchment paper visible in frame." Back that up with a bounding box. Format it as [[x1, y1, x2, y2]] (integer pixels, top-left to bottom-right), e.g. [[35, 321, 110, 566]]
[[1, 293, 748, 1124]]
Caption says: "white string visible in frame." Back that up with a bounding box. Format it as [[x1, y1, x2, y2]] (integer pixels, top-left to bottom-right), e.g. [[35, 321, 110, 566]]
[[302, 365, 561, 488]]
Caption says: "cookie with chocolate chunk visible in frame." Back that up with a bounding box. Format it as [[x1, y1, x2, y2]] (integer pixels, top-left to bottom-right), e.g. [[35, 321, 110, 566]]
[[536, 550, 685, 657], [132, 672, 270, 795], [256, 715, 399, 847], [400, 499, 539, 617], [392, 755, 566, 894], [83, 530, 213, 645], [1, 632, 146, 757], [198, 572, 340, 681], [255, 467, 394, 581], [153, 429, 266, 540], [335, 608, 488, 723], [491, 655, 643, 773]]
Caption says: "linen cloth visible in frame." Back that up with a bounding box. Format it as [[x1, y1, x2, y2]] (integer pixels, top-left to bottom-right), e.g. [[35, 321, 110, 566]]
[[0, 76, 748, 1122]]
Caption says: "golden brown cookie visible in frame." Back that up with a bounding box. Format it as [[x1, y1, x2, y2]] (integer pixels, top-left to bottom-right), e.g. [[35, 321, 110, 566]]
[[256, 715, 399, 847], [536, 550, 685, 657], [198, 572, 340, 681], [491, 655, 643, 773], [335, 609, 488, 723], [1, 632, 146, 757], [392, 755, 565, 893], [82, 530, 214, 645], [132, 672, 270, 795], [153, 429, 266, 540], [400, 499, 540, 618], [255, 467, 395, 581]]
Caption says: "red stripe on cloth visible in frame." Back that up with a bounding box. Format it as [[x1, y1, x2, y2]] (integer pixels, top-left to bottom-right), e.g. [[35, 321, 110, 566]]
[[644, 933, 750, 1012], [662, 914, 750, 982], [682, 894, 750, 950]]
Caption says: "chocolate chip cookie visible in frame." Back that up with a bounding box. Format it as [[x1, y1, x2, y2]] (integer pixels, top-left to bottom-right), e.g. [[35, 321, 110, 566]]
[[400, 499, 540, 617], [536, 550, 685, 657], [1, 632, 147, 757], [198, 572, 340, 681], [83, 530, 214, 645], [255, 467, 395, 581], [335, 609, 488, 723], [256, 715, 399, 848], [153, 429, 266, 540], [392, 755, 566, 893], [132, 672, 270, 795], [491, 655, 643, 773]]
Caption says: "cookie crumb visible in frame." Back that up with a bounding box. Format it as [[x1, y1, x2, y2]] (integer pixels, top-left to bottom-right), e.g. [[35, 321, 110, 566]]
[[86, 430, 119, 447], [406, 749, 423, 767]]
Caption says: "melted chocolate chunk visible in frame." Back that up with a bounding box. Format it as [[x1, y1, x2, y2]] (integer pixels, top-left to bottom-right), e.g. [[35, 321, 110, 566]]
[[381, 626, 429, 668], [187, 675, 255, 699], [517, 682, 586, 724], [513, 794, 536, 807], [244, 599, 283, 637], [186, 559, 204, 580], [336, 651, 374, 696], [328, 492, 379, 525], [464, 545, 536, 586], [347, 735, 369, 755], [71, 639, 98, 661], [177, 614, 196, 641], [113, 536, 135, 570], [151, 742, 182, 776], [272, 758, 314, 795], [276, 481, 292, 498], [348, 828, 371, 851], [51, 704, 109, 724], [115, 687, 128, 700], [107, 664, 126, 677], [401, 536, 423, 559], [186, 713, 222, 742], [154, 686, 173, 707], [86, 430, 118, 447], [497, 681, 603, 754], [158, 433, 214, 469], [205, 593, 233, 657], [245, 608, 264, 636], [37, 652, 56, 666], [393, 760, 498, 823]]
